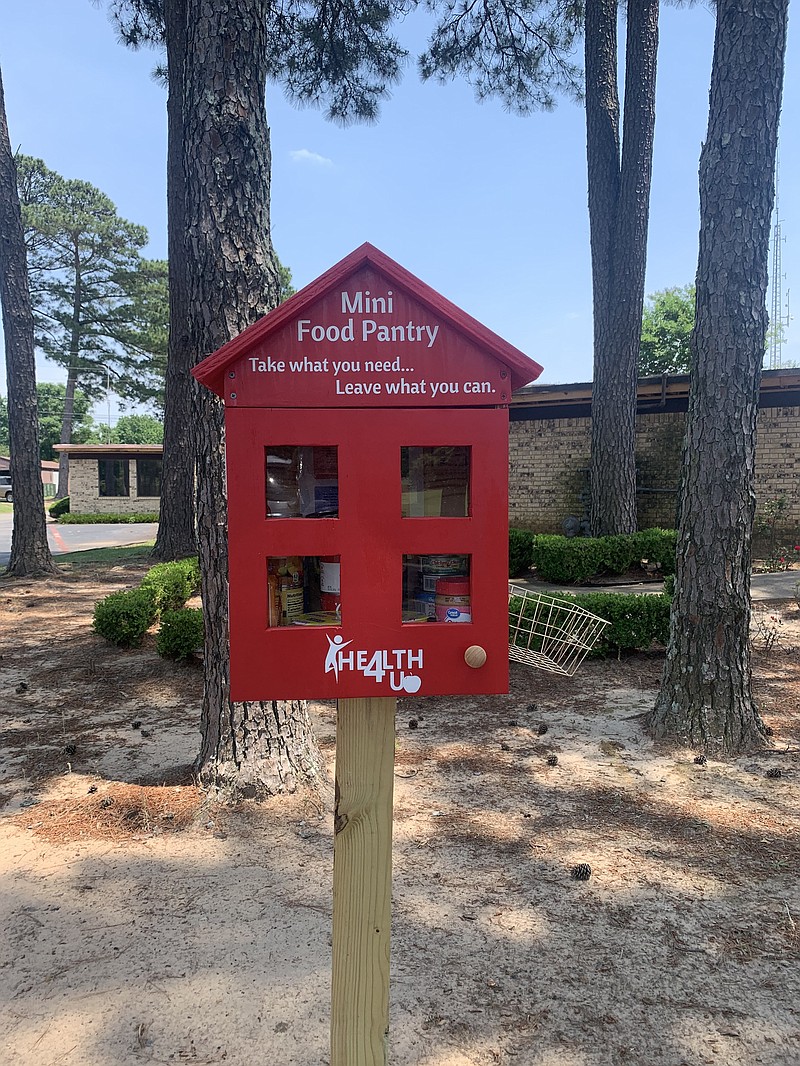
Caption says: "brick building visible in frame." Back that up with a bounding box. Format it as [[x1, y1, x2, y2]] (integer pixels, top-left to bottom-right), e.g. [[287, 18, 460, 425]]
[[53, 444, 162, 515], [509, 369, 800, 536], [52, 370, 800, 535]]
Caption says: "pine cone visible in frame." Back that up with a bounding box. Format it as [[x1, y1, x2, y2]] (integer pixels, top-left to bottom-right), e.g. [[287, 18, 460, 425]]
[[537, 722, 549, 736], [765, 767, 782, 779], [527, 702, 539, 715], [571, 863, 592, 881], [547, 754, 559, 767], [694, 754, 707, 765], [764, 725, 775, 737]]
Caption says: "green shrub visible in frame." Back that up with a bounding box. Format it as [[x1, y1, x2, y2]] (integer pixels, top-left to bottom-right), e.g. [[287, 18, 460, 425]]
[[156, 608, 204, 660], [509, 528, 536, 577], [141, 558, 201, 614], [48, 496, 70, 518], [555, 591, 672, 655], [663, 574, 675, 598], [92, 587, 158, 647], [529, 529, 677, 583], [530, 534, 606, 582], [59, 512, 159, 524], [633, 529, 677, 575]]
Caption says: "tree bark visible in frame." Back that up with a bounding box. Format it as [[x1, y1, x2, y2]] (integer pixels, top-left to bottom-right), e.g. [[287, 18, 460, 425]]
[[648, 0, 788, 755], [151, 0, 197, 562], [0, 66, 57, 578], [183, 0, 325, 796], [586, 0, 659, 536], [56, 366, 77, 499], [55, 245, 83, 500]]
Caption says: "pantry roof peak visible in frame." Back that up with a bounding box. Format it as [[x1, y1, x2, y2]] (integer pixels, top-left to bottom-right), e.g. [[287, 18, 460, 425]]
[[191, 242, 543, 408]]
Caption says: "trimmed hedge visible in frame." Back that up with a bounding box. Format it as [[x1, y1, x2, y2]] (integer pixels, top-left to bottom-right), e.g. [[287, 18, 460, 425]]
[[141, 558, 201, 614], [93, 587, 158, 647], [60, 512, 159, 524], [48, 496, 70, 518], [509, 528, 536, 577], [93, 557, 201, 647], [156, 608, 204, 661], [555, 591, 672, 655], [529, 529, 677, 583]]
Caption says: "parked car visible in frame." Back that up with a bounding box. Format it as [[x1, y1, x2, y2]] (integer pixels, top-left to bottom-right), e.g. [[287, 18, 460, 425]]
[[0, 474, 12, 503]]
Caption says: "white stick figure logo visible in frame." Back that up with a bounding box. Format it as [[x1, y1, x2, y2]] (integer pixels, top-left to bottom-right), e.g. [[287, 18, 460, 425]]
[[325, 634, 353, 682]]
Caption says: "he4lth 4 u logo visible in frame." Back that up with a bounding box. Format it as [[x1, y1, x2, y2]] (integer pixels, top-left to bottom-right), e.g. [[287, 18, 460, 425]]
[[324, 635, 423, 692]]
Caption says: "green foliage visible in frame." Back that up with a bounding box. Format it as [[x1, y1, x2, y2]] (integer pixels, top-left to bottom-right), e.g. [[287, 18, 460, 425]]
[[509, 528, 536, 577], [48, 495, 70, 517], [58, 511, 159, 523], [753, 495, 794, 571], [92, 587, 158, 646], [156, 608, 204, 661], [110, 414, 164, 444], [94, 557, 200, 649], [109, 257, 169, 411], [278, 261, 296, 302], [17, 156, 167, 416], [553, 592, 672, 656], [663, 574, 675, 598], [110, 0, 412, 124], [141, 558, 201, 614], [419, 1, 583, 113], [530, 529, 677, 583], [531, 535, 604, 583], [639, 285, 695, 376], [0, 385, 81, 471]]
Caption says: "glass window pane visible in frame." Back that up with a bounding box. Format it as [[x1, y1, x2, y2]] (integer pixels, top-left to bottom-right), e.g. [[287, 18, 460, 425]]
[[98, 459, 130, 497], [266, 446, 338, 518], [267, 555, 341, 627], [401, 447, 470, 517], [402, 555, 471, 623], [136, 458, 162, 497]]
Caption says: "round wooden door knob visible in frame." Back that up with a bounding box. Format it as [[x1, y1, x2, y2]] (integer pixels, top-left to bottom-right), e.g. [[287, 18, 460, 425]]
[[464, 645, 487, 669]]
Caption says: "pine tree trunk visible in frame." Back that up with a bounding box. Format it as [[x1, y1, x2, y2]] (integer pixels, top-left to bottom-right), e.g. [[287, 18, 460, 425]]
[[586, 0, 659, 536], [183, 0, 325, 796], [56, 368, 77, 499], [648, 0, 788, 755], [0, 67, 57, 577], [151, 0, 197, 563]]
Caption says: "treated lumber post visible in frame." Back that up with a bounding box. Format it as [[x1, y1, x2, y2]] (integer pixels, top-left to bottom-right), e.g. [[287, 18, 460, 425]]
[[331, 696, 396, 1066]]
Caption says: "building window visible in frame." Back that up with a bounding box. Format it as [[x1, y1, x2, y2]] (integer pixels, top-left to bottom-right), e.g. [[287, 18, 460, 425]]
[[98, 459, 130, 497], [136, 458, 162, 497]]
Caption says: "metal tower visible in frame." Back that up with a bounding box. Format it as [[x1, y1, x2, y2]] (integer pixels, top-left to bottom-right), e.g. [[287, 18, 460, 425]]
[[769, 155, 788, 369]]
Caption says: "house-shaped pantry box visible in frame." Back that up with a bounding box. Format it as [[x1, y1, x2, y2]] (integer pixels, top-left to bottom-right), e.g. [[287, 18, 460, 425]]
[[192, 243, 543, 701]]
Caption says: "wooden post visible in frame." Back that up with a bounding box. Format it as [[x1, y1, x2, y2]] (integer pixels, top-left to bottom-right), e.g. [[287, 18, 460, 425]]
[[331, 697, 396, 1066]]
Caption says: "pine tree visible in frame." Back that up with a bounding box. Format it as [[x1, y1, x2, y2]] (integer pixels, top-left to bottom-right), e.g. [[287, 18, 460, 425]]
[[108, 0, 411, 795], [585, 0, 658, 536], [419, 0, 659, 535], [17, 155, 166, 497], [0, 69, 56, 576], [648, 0, 789, 755]]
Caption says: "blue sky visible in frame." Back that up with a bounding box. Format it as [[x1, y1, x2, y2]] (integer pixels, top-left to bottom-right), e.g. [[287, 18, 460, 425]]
[[1, 0, 797, 421]]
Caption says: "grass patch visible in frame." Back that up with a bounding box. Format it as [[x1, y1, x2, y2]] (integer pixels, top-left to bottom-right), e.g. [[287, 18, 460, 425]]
[[0, 502, 13, 515], [56, 542, 155, 566]]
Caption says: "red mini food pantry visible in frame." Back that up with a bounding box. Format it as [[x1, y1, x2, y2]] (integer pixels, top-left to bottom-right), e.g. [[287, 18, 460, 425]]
[[192, 243, 543, 701]]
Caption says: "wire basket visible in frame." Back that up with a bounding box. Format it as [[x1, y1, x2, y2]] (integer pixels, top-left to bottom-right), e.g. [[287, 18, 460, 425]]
[[508, 585, 610, 676]]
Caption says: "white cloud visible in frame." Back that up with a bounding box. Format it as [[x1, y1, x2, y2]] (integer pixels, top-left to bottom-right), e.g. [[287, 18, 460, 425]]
[[290, 148, 333, 168]]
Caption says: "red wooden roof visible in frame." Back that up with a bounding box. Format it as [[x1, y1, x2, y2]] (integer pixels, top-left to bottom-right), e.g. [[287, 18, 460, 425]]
[[192, 243, 543, 399]]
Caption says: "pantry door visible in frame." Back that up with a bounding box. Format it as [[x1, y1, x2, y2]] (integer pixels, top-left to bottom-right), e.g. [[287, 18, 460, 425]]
[[225, 406, 509, 701]]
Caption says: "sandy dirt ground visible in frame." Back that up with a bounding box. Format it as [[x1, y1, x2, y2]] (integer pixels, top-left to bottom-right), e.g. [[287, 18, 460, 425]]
[[1, 562, 799, 1066]]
